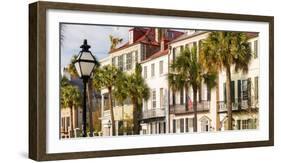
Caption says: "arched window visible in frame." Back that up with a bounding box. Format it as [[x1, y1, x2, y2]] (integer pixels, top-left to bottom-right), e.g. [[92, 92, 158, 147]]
[[200, 116, 211, 132]]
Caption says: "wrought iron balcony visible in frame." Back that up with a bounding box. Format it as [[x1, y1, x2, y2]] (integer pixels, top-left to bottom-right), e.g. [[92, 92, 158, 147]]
[[142, 108, 165, 119], [217, 97, 259, 112], [170, 100, 210, 114]]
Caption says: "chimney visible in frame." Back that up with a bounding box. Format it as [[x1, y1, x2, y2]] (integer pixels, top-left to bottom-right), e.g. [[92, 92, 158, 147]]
[[160, 38, 168, 51]]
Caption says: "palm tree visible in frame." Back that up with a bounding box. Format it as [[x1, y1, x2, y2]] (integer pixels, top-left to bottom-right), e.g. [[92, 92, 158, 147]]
[[93, 65, 120, 136], [126, 64, 150, 134], [200, 32, 252, 130], [113, 71, 129, 135], [169, 46, 216, 132], [67, 55, 100, 136], [109, 35, 123, 50], [61, 83, 81, 137]]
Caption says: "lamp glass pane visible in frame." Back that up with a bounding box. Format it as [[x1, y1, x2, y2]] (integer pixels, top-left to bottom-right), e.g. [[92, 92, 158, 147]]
[[74, 62, 82, 77], [80, 61, 95, 76], [80, 52, 94, 60]]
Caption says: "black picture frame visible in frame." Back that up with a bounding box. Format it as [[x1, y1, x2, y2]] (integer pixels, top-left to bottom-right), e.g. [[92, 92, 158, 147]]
[[29, 1, 274, 161]]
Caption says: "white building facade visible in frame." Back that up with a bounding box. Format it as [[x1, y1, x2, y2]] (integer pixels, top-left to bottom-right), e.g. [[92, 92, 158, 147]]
[[140, 50, 169, 135], [168, 31, 217, 133], [218, 36, 259, 130]]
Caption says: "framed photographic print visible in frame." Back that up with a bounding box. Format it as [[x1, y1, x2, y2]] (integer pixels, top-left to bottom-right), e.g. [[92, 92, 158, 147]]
[[29, 1, 274, 161]]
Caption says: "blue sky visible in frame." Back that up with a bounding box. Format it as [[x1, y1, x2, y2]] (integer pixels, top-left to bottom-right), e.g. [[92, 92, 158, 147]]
[[60, 24, 130, 69]]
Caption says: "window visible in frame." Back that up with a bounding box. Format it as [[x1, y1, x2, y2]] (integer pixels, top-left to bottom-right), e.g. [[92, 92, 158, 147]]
[[254, 40, 258, 58], [176, 119, 180, 133], [200, 118, 209, 132], [151, 63, 155, 77], [143, 66, 147, 79], [141, 45, 146, 61], [158, 122, 165, 134], [118, 55, 123, 71], [180, 119, 184, 133], [142, 129, 147, 135], [66, 117, 70, 128], [188, 118, 194, 132], [152, 89, 156, 108], [242, 120, 248, 129], [185, 118, 189, 132], [159, 60, 163, 75], [238, 119, 257, 130], [126, 53, 132, 70], [255, 77, 259, 100], [180, 88, 184, 105], [160, 88, 164, 108], [143, 100, 148, 110], [242, 80, 248, 100], [223, 81, 235, 102]]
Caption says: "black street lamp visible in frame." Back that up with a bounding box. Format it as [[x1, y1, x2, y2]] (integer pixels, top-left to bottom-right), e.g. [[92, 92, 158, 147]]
[[74, 39, 97, 137], [108, 120, 112, 136]]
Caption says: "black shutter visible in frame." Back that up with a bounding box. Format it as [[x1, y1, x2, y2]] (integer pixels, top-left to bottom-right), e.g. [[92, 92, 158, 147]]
[[248, 78, 252, 106], [173, 119, 176, 133], [237, 120, 241, 130], [163, 122, 166, 133], [231, 81, 235, 102], [207, 86, 211, 101], [180, 88, 184, 105], [238, 80, 241, 110], [180, 119, 184, 133], [172, 91, 176, 105]]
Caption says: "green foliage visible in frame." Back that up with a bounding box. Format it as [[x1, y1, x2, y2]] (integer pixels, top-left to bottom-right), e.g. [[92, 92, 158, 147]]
[[60, 83, 81, 109], [200, 32, 252, 74]]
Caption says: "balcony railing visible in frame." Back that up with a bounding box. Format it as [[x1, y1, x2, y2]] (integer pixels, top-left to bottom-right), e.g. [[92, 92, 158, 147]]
[[142, 108, 165, 119], [170, 100, 210, 114], [217, 97, 259, 112]]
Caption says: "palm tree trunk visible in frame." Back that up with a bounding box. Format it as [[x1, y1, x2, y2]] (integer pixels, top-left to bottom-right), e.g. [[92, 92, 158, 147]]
[[132, 98, 140, 134], [108, 87, 116, 136], [216, 73, 221, 131], [193, 86, 198, 132], [198, 82, 202, 103], [87, 79, 94, 137], [69, 105, 74, 137], [184, 84, 189, 111], [226, 66, 233, 130]]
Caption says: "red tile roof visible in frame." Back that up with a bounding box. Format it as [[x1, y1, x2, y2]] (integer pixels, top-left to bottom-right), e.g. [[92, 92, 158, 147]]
[[109, 28, 184, 54], [141, 49, 169, 63]]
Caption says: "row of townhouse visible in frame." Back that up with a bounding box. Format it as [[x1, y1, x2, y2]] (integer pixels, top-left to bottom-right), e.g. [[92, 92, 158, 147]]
[[99, 28, 259, 136]]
